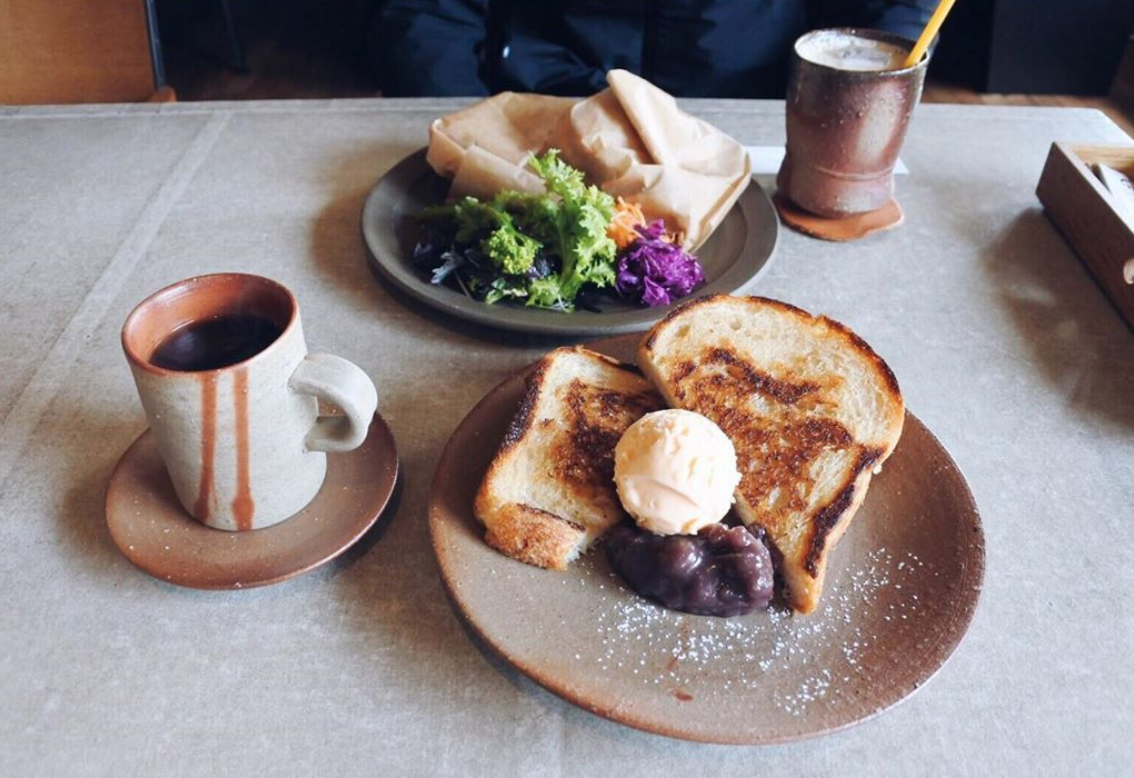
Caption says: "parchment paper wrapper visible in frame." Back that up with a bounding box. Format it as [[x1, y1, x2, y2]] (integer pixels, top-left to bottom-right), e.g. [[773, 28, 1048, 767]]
[[425, 71, 751, 250], [448, 146, 545, 201], [427, 93, 574, 200]]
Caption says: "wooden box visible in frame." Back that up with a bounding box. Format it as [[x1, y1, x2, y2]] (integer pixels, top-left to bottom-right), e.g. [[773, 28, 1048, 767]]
[[1036, 143, 1134, 330]]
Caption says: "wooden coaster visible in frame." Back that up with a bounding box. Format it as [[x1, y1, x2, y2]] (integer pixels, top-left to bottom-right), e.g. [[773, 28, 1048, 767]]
[[774, 192, 903, 242]]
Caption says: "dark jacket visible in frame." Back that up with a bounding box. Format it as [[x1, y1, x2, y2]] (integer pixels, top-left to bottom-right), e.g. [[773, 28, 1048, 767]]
[[372, 0, 934, 97]]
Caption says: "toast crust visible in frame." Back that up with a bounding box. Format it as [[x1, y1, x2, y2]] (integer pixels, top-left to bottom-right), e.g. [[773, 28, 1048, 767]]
[[639, 295, 904, 613], [805, 447, 881, 576], [498, 358, 547, 454], [482, 504, 585, 571]]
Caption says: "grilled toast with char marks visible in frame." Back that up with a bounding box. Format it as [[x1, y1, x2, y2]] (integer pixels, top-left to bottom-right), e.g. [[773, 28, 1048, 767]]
[[475, 347, 664, 570], [638, 295, 904, 613]]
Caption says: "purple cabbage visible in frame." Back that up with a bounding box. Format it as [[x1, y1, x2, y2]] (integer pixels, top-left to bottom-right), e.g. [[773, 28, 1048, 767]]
[[614, 220, 705, 307]]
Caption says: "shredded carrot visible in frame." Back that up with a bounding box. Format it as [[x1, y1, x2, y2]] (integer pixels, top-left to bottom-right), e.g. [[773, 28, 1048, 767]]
[[608, 198, 648, 249]]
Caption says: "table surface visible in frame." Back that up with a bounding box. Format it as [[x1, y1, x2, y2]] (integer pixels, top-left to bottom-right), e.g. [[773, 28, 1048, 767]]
[[1, 98, 1131, 778]]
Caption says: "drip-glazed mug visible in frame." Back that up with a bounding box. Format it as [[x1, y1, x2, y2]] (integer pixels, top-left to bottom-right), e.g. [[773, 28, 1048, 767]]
[[121, 273, 378, 531]]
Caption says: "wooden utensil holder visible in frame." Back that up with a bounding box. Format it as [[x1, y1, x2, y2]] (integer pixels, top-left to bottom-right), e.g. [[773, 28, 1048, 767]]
[[1036, 142, 1134, 330]]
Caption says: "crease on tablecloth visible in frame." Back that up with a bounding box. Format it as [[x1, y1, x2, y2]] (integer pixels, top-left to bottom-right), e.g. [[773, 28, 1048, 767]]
[[0, 111, 231, 495]]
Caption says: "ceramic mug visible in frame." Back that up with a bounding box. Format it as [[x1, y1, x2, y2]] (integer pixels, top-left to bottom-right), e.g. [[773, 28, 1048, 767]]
[[121, 274, 378, 531], [777, 28, 928, 218]]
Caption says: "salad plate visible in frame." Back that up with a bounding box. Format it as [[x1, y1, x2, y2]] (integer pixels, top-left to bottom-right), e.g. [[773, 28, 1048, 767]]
[[429, 335, 985, 744], [361, 149, 779, 336]]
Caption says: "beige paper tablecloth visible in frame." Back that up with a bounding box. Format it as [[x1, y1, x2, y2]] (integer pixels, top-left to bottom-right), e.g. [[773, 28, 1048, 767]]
[[0, 98, 1131, 778]]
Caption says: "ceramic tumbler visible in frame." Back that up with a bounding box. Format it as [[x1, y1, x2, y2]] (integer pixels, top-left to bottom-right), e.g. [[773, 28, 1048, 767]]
[[777, 28, 928, 218]]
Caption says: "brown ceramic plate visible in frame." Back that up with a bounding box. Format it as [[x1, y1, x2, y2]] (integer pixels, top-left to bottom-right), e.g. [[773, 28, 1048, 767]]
[[429, 336, 984, 744], [106, 413, 398, 590], [361, 149, 779, 336]]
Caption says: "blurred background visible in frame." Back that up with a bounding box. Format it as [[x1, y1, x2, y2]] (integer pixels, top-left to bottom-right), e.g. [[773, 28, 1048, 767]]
[[2, 0, 1132, 134]]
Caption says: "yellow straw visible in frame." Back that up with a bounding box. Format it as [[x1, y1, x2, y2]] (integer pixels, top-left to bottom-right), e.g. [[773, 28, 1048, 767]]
[[903, 0, 957, 68]]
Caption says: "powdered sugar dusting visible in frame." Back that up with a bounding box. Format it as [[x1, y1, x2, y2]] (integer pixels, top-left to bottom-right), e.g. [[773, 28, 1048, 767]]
[[570, 547, 929, 716]]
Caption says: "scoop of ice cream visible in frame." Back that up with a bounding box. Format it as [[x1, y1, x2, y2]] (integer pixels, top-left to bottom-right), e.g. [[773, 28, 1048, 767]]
[[613, 409, 741, 535]]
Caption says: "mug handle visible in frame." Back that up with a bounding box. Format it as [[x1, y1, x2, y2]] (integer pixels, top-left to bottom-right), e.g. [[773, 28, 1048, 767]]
[[288, 353, 378, 453]]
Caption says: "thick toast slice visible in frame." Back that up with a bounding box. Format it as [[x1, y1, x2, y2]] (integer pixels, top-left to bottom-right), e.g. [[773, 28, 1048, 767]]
[[475, 347, 664, 570], [639, 296, 904, 613]]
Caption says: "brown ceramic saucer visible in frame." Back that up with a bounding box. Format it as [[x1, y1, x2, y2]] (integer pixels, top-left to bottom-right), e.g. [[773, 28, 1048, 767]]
[[430, 335, 985, 745], [774, 191, 903, 242], [106, 413, 398, 590]]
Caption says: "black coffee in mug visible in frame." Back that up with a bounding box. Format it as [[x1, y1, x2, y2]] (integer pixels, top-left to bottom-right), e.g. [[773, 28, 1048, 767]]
[[150, 313, 284, 372]]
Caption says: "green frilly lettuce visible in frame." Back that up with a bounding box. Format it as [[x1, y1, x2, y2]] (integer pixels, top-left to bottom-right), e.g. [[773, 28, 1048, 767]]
[[420, 150, 617, 311]]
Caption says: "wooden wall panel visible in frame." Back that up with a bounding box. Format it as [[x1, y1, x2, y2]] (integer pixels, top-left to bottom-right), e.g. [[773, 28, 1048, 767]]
[[0, 0, 156, 104]]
